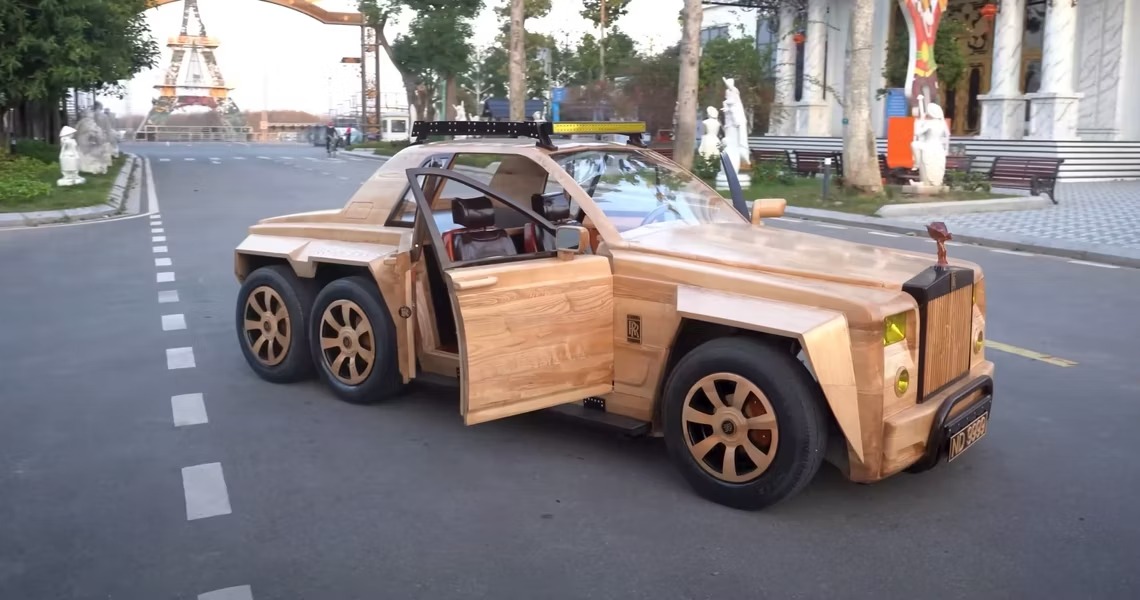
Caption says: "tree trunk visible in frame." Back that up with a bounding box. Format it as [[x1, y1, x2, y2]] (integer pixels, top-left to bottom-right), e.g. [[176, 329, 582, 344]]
[[508, 0, 526, 121], [842, 0, 882, 192], [673, 0, 702, 170], [0, 107, 10, 154], [445, 75, 458, 120]]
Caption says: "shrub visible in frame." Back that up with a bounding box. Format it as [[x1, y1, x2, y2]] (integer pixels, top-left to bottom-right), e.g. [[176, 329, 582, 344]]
[[0, 155, 58, 205], [945, 169, 991, 193], [0, 178, 54, 205], [12, 139, 61, 164], [692, 153, 721, 180], [751, 160, 794, 185]]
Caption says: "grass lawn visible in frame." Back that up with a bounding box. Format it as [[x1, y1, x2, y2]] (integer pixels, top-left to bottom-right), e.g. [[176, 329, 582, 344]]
[[0, 156, 126, 214], [712, 177, 1008, 216]]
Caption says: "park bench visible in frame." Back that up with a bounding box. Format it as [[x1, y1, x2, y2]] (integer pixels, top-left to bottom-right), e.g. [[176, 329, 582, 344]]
[[879, 153, 977, 184], [987, 156, 1064, 203], [791, 150, 842, 177], [750, 149, 793, 173]]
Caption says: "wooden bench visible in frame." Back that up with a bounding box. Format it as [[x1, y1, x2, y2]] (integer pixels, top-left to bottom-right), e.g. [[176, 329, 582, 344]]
[[791, 150, 841, 177], [750, 149, 793, 172], [879, 153, 977, 184], [988, 156, 1064, 203]]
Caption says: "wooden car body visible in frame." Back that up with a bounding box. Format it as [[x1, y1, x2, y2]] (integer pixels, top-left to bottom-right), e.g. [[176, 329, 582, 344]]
[[234, 138, 993, 484]]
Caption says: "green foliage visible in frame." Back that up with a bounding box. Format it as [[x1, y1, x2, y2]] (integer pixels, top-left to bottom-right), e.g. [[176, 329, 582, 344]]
[[563, 32, 636, 84], [698, 37, 769, 112], [580, 0, 631, 29], [0, 156, 56, 206], [883, 13, 968, 93], [12, 139, 59, 164], [750, 160, 795, 185], [945, 169, 991, 193], [692, 153, 721, 181]]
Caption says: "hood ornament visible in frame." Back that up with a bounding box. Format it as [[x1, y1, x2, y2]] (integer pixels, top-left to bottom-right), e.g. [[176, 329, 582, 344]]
[[926, 221, 952, 267]]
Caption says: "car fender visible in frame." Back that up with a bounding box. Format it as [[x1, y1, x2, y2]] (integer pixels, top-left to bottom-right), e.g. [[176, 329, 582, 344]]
[[675, 285, 864, 462]]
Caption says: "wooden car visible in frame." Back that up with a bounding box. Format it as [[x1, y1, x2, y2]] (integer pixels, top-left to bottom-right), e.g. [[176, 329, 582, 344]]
[[232, 121, 994, 510]]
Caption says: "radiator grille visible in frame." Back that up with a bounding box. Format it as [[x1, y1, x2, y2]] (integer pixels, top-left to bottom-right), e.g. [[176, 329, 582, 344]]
[[920, 284, 974, 398]]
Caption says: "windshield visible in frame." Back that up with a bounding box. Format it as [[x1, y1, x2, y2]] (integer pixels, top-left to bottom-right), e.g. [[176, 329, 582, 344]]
[[552, 150, 747, 235]]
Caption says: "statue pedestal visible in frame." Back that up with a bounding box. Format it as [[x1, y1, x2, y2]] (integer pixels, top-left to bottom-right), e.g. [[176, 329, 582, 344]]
[[716, 169, 751, 190], [1026, 92, 1083, 140], [57, 175, 86, 187], [900, 183, 948, 196], [793, 101, 830, 136]]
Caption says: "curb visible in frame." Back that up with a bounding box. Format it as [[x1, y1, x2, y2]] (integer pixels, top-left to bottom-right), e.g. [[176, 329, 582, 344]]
[[874, 195, 1052, 218], [783, 206, 1140, 269], [0, 154, 140, 228]]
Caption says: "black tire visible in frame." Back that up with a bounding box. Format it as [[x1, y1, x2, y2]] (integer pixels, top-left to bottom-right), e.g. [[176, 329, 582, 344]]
[[662, 337, 828, 510], [309, 276, 402, 404], [235, 264, 319, 383]]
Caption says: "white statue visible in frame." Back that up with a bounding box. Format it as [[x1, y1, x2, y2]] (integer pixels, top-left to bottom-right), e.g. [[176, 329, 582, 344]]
[[94, 102, 119, 159], [454, 103, 468, 122], [75, 108, 111, 175], [698, 106, 721, 158], [532, 110, 544, 122], [57, 126, 87, 187], [716, 78, 752, 187], [910, 94, 950, 188]]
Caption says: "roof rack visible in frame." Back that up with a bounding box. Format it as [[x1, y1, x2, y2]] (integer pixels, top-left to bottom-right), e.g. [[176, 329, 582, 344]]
[[409, 120, 649, 150]]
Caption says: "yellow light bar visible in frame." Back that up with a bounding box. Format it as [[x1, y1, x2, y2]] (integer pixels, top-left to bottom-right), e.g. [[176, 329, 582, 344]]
[[551, 121, 646, 135]]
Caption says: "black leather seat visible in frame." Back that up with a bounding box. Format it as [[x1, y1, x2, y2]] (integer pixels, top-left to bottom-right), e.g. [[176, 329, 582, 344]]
[[442, 196, 518, 262], [523, 193, 573, 253]]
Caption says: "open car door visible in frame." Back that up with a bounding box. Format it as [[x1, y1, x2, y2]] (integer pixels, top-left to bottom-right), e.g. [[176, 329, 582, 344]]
[[406, 167, 614, 425]]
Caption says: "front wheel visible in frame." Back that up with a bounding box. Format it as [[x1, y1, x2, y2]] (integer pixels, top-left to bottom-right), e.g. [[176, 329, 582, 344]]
[[235, 265, 319, 383], [662, 337, 828, 510]]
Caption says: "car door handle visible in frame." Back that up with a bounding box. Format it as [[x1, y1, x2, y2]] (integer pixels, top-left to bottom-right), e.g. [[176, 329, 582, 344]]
[[453, 276, 498, 291]]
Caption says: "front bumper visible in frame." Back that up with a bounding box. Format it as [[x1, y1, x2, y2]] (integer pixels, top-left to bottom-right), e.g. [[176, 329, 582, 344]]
[[905, 375, 994, 473]]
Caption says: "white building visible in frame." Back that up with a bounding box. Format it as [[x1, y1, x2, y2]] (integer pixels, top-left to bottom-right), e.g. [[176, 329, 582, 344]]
[[703, 0, 1140, 180]]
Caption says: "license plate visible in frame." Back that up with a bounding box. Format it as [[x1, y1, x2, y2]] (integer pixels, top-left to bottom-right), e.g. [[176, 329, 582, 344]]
[[948, 411, 988, 462]]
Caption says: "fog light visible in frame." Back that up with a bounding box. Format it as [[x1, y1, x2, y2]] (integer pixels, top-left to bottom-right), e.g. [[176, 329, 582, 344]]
[[975, 330, 984, 353], [894, 368, 910, 397]]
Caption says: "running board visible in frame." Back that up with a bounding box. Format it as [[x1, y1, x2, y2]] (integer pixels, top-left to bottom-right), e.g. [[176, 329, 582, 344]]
[[546, 402, 651, 437]]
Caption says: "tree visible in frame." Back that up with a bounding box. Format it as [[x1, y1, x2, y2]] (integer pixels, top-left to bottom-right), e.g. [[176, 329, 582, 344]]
[[697, 36, 771, 133], [508, 0, 526, 120], [579, 0, 632, 82], [490, 2, 558, 106], [0, 0, 159, 150], [843, 0, 882, 192], [461, 47, 508, 110], [563, 32, 636, 85], [673, 0, 702, 170]]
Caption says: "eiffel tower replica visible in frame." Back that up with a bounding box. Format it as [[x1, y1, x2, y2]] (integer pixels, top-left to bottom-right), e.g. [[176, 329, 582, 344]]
[[135, 0, 251, 141]]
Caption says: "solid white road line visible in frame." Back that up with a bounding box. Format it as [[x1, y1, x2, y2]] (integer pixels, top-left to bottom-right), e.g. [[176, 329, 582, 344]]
[[158, 290, 180, 303], [162, 314, 186, 331], [867, 231, 901, 238], [815, 223, 848, 230], [1067, 259, 1120, 269], [153, 246, 168, 253], [199, 585, 253, 600], [166, 347, 196, 369], [146, 157, 160, 214], [157, 272, 175, 283], [155, 257, 173, 267], [990, 248, 1035, 256], [172, 393, 208, 427], [152, 227, 164, 233], [182, 463, 232, 520]]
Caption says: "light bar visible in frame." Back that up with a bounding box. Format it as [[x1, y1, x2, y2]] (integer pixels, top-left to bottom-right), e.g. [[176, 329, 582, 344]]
[[550, 121, 647, 135]]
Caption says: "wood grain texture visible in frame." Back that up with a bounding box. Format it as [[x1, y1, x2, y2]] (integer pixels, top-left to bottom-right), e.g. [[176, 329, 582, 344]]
[[921, 285, 974, 398], [449, 256, 615, 424]]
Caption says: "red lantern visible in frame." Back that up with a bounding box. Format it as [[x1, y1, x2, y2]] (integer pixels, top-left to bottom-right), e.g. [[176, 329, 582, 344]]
[[793, 32, 805, 44], [980, 3, 998, 19]]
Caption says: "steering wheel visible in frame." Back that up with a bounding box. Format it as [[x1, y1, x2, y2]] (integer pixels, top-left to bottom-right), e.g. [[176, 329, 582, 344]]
[[638, 203, 682, 227]]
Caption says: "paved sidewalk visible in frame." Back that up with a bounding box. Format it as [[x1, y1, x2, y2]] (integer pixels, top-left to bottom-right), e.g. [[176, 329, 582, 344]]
[[889, 181, 1140, 251]]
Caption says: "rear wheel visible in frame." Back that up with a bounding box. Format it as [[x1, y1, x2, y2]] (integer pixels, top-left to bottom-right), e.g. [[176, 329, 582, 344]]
[[662, 337, 827, 510], [309, 276, 403, 404], [235, 265, 319, 383]]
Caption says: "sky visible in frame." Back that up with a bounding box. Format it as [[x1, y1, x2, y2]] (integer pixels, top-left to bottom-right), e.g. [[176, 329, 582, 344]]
[[101, 0, 688, 118]]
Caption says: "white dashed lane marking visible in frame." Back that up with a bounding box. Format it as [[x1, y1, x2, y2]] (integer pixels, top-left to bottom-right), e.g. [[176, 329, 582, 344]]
[[166, 347, 196, 369], [234, 157, 246, 160], [172, 393, 208, 427], [150, 214, 161, 220], [162, 314, 186, 331], [1067, 259, 1120, 269], [153, 236, 166, 243], [152, 227, 164, 234], [154, 246, 168, 253], [159, 158, 171, 162], [184, 158, 195, 162], [157, 272, 175, 283], [867, 231, 901, 238], [815, 223, 848, 230], [182, 463, 232, 520], [156, 257, 173, 267], [257, 156, 270, 160], [199, 585, 253, 600], [153, 221, 163, 226], [158, 290, 180, 303]]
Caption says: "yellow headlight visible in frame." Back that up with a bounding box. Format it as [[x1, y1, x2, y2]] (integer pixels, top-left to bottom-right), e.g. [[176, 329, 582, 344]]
[[883, 312, 908, 346], [895, 368, 910, 397]]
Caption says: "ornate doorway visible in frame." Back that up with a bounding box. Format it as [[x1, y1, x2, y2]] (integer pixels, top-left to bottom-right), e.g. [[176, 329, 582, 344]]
[[942, 1, 993, 136]]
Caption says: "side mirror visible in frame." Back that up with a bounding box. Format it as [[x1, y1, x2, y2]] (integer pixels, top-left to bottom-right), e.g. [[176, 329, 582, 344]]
[[554, 225, 590, 260], [751, 198, 787, 225]]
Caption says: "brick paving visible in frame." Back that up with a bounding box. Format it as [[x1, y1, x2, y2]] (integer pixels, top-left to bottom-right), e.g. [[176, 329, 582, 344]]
[[895, 181, 1140, 251]]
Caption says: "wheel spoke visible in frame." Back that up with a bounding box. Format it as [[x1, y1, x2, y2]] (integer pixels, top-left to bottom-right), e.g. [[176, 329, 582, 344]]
[[274, 332, 289, 349], [353, 319, 370, 338], [331, 352, 349, 375], [244, 319, 262, 331], [745, 413, 776, 429], [722, 444, 738, 479], [273, 305, 287, 322], [322, 311, 339, 331], [252, 334, 268, 357], [690, 435, 719, 460], [254, 290, 268, 315], [340, 303, 352, 328], [265, 336, 278, 362], [347, 356, 360, 381], [702, 380, 725, 409], [357, 345, 374, 365], [320, 335, 341, 349], [742, 440, 775, 473], [683, 405, 717, 426]]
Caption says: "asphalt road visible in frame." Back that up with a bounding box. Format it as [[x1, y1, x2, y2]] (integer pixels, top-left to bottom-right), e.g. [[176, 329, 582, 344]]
[[1, 142, 1138, 599]]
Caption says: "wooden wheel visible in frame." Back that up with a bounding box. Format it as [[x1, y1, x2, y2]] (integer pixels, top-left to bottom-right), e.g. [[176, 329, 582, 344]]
[[682, 373, 779, 483], [243, 286, 291, 366], [234, 265, 319, 383], [317, 299, 376, 386]]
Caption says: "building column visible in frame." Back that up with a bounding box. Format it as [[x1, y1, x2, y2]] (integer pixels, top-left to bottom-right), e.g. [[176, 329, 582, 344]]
[[977, 0, 1027, 139], [1027, 0, 1083, 139], [794, 0, 830, 135], [1076, 0, 1126, 140], [769, 4, 797, 135]]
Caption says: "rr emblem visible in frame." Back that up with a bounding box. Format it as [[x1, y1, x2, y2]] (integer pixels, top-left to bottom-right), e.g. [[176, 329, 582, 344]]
[[627, 315, 642, 344]]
